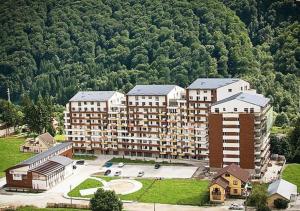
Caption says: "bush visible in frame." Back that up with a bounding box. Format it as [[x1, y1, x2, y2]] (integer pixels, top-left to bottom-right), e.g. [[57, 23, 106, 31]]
[[257, 205, 271, 211], [90, 188, 122, 211], [247, 184, 268, 207], [274, 198, 289, 209]]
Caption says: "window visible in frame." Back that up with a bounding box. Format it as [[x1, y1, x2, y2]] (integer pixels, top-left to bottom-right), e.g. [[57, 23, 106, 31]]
[[215, 108, 219, 113], [204, 97, 207, 101], [155, 96, 159, 101], [142, 96, 145, 99], [149, 96, 152, 99], [78, 102, 81, 106], [240, 87, 243, 91], [233, 180, 238, 185], [228, 89, 232, 92], [233, 189, 238, 194], [204, 90, 207, 93], [197, 91, 200, 95], [234, 108, 237, 112], [223, 108, 226, 111], [250, 108, 254, 113], [244, 108, 248, 113], [225, 173, 230, 177]]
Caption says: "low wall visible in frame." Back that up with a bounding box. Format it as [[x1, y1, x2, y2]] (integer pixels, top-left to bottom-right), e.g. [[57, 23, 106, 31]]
[[47, 203, 89, 209]]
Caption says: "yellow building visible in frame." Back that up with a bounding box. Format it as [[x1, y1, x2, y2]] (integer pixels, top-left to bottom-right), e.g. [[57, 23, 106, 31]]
[[209, 164, 250, 203]]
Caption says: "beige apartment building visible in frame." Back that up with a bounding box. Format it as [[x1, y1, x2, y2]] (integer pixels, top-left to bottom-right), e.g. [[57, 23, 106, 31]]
[[64, 78, 272, 177]]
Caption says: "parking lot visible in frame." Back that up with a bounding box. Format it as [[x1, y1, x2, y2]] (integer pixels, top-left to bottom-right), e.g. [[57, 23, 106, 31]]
[[103, 164, 199, 179]]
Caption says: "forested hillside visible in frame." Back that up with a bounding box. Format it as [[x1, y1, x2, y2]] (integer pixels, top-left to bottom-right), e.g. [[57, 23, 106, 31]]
[[0, 0, 299, 123]]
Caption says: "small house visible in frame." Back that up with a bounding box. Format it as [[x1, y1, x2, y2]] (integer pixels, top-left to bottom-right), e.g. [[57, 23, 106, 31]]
[[20, 132, 56, 153]]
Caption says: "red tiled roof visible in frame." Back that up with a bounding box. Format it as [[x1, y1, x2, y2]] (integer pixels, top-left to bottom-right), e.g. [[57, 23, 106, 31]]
[[213, 164, 250, 183]]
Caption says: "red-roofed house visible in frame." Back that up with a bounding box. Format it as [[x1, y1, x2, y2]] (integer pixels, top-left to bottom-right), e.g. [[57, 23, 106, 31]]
[[209, 164, 251, 203]]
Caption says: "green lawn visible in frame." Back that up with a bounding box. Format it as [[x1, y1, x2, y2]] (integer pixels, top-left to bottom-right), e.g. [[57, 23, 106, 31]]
[[0, 137, 34, 177], [54, 134, 65, 142], [68, 178, 103, 198], [282, 164, 300, 191], [17, 206, 89, 211], [73, 154, 97, 160], [73, 177, 209, 206], [121, 178, 209, 205]]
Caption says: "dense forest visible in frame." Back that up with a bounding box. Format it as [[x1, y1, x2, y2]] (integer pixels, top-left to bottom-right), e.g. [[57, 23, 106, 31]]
[[0, 0, 299, 124]]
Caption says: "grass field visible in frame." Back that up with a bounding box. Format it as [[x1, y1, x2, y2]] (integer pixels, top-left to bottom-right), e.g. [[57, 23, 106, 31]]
[[68, 178, 103, 198], [120, 178, 209, 205], [70, 177, 209, 206], [282, 163, 300, 191], [0, 137, 34, 177], [54, 134, 65, 142], [17, 206, 89, 211]]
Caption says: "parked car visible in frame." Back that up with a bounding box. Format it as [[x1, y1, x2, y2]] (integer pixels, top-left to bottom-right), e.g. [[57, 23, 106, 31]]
[[154, 163, 161, 169], [104, 169, 111, 176], [114, 170, 121, 176], [72, 165, 77, 169], [104, 162, 113, 167], [137, 171, 144, 177], [76, 160, 85, 165], [118, 162, 125, 168], [229, 203, 244, 210]]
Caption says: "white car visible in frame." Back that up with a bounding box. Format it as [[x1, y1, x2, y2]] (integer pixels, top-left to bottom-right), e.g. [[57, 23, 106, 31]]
[[118, 162, 125, 168], [229, 203, 244, 210], [114, 170, 121, 176], [137, 171, 144, 177]]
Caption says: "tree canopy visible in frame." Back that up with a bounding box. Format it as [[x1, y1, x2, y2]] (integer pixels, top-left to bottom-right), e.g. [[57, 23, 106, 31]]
[[0, 0, 299, 123]]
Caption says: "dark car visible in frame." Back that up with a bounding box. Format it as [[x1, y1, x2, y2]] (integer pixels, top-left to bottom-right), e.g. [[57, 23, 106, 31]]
[[154, 163, 161, 169], [104, 162, 113, 167], [73, 165, 77, 169], [104, 169, 111, 176], [76, 160, 85, 165]]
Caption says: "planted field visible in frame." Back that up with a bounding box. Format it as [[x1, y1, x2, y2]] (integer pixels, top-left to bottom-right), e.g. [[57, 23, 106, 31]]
[[0, 137, 34, 177], [282, 163, 300, 191]]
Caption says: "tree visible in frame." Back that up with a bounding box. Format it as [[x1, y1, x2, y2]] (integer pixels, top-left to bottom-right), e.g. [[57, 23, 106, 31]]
[[270, 135, 291, 159], [275, 113, 290, 127], [257, 205, 271, 211], [0, 100, 23, 134], [274, 198, 289, 209], [90, 189, 123, 211], [248, 185, 268, 208]]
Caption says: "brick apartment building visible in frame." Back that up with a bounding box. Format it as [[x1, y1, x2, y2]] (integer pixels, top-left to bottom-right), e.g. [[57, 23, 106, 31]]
[[64, 78, 272, 177]]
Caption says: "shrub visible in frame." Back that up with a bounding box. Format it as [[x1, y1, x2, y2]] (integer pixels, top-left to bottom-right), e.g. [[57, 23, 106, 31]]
[[90, 188, 122, 211], [257, 205, 271, 211], [274, 198, 289, 209]]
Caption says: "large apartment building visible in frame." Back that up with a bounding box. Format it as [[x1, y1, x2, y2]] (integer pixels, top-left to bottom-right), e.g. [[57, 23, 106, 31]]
[[64, 78, 272, 177]]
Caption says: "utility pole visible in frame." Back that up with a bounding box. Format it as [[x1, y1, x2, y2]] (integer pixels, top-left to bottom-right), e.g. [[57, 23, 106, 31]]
[[7, 88, 11, 102]]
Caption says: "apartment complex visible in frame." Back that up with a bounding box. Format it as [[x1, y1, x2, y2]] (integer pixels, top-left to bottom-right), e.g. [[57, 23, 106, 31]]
[[64, 78, 272, 177]]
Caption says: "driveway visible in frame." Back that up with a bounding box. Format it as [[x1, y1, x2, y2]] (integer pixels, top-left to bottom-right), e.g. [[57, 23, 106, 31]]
[[105, 164, 198, 178]]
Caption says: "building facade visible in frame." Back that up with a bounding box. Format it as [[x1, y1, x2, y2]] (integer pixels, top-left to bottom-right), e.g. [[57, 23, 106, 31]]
[[64, 78, 272, 177]]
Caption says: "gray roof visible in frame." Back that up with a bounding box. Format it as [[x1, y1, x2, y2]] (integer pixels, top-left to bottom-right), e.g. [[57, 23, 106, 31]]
[[37, 132, 55, 147], [187, 78, 241, 89], [127, 85, 178, 96], [212, 92, 270, 107], [268, 179, 297, 200], [21, 142, 72, 165], [49, 155, 73, 166], [69, 91, 117, 102]]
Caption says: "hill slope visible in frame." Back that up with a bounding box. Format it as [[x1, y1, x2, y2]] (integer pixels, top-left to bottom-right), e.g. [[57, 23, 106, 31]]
[[0, 0, 299, 121]]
